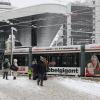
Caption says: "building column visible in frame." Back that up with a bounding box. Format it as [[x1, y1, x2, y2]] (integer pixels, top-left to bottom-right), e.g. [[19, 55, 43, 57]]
[[66, 3, 71, 45], [95, 0, 100, 43], [92, 0, 96, 43]]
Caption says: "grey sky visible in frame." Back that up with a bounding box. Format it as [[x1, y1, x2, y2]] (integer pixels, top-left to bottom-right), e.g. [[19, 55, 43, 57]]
[[8, 0, 86, 8]]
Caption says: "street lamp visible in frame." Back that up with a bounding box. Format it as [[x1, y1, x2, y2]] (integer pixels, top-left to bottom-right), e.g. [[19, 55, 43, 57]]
[[11, 27, 17, 65], [3, 20, 17, 65]]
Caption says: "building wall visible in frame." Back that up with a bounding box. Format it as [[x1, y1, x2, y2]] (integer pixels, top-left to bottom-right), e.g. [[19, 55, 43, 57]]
[[15, 13, 66, 47], [95, 0, 100, 43], [68, 3, 94, 45], [66, 3, 71, 45], [0, 2, 13, 12], [36, 13, 66, 47], [18, 27, 31, 47]]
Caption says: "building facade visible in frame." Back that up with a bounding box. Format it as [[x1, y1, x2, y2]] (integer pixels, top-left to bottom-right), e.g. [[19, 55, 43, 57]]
[[0, 2, 96, 47], [66, 2, 94, 45], [0, 0, 13, 12], [0, 4, 66, 47], [51, 2, 95, 46], [95, 0, 100, 44]]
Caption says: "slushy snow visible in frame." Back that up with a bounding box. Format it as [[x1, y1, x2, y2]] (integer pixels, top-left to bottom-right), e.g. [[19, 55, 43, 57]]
[[0, 76, 100, 100]]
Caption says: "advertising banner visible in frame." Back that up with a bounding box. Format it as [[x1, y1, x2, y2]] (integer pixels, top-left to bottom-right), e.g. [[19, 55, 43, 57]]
[[85, 68, 100, 76], [17, 66, 28, 74], [47, 67, 80, 76], [85, 54, 100, 77]]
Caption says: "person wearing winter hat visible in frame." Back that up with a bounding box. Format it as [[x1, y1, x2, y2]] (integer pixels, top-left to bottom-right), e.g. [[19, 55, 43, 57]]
[[12, 59, 19, 80]]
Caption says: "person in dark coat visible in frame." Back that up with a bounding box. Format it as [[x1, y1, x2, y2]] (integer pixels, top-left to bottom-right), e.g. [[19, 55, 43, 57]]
[[37, 57, 46, 86], [3, 58, 10, 80], [43, 58, 48, 80], [31, 60, 38, 80]]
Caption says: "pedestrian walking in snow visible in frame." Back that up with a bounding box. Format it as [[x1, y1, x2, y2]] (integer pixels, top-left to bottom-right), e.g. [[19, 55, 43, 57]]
[[43, 58, 49, 80], [3, 58, 10, 80], [37, 56, 46, 86], [11, 59, 18, 80], [31, 60, 38, 80]]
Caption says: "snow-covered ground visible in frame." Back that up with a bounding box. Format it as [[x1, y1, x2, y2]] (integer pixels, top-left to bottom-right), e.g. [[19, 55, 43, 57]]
[[57, 77, 100, 97], [0, 76, 100, 100]]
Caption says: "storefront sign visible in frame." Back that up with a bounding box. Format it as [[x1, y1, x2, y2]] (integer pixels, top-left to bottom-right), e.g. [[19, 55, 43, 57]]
[[47, 67, 80, 75]]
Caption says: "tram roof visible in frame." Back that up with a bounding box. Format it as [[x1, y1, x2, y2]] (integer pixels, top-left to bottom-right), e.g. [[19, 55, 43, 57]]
[[0, 4, 66, 21]]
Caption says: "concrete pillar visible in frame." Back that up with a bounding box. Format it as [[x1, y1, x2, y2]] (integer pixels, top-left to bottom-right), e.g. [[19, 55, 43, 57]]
[[95, 0, 100, 43], [92, 0, 96, 43], [66, 3, 71, 45]]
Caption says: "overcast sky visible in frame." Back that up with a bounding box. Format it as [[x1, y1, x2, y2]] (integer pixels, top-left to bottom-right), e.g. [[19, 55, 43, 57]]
[[8, 0, 86, 8]]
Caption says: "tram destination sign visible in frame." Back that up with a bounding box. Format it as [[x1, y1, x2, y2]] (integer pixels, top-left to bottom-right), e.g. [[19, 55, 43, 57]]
[[48, 67, 80, 76]]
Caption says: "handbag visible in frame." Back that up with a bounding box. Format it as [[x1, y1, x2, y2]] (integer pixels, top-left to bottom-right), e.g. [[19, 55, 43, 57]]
[[10, 64, 18, 71]]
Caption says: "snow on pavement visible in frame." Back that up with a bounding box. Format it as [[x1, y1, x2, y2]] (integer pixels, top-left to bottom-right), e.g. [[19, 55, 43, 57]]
[[57, 77, 100, 98], [0, 76, 100, 100]]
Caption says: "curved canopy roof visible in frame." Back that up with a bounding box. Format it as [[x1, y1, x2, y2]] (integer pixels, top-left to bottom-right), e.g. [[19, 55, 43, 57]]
[[0, 4, 66, 21]]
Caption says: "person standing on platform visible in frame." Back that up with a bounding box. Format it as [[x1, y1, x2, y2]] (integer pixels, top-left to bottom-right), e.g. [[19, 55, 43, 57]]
[[12, 59, 19, 80], [3, 58, 10, 80], [31, 60, 38, 80], [37, 56, 47, 86], [28, 67, 32, 80]]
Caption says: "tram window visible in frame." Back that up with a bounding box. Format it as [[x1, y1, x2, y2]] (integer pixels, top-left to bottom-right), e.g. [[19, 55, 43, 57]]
[[33, 53, 79, 67], [32, 54, 48, 63], [55, 55, 62, 67], [13, 54, 28, 66], [48, 55, 56, 67], [49, 54, 62, 67], [62, 53, 79, 67], [33, 54, 63, 67]]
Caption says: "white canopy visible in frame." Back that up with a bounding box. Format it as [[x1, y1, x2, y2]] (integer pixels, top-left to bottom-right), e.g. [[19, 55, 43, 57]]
[[0, 4, 66, 21]]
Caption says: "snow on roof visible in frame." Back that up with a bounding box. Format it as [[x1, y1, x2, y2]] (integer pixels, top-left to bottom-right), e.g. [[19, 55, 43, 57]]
[[0, 4, 66, 21]]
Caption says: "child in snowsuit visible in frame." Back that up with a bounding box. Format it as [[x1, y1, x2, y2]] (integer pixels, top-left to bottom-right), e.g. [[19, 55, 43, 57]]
[[28, 67, 32, 80]]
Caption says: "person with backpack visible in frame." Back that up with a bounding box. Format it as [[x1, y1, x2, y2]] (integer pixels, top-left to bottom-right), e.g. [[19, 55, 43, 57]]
[[3, 58, 10, 80]]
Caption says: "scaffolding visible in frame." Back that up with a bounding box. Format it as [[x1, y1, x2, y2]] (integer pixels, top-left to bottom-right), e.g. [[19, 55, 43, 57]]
[[70, 3, 94, 45]]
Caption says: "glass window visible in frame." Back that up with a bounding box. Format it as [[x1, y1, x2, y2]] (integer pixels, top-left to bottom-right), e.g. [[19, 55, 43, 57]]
[[34, 53, 80, 67], [13, 54, 28, 66], [62, 53, 79, 67]]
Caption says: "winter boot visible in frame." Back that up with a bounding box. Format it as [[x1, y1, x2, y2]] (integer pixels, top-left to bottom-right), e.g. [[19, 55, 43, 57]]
[[40, 81, 43, 86], [40, 84, 43, 86], [37, 80, 40, 85], [13, 77, 16, 80]]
